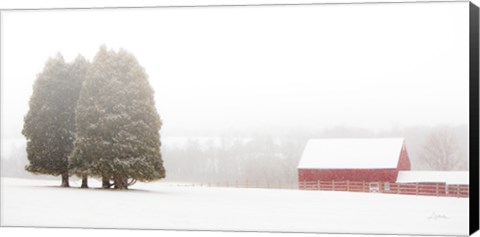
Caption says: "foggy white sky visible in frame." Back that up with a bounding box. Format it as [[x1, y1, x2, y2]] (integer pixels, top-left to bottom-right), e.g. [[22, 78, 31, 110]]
[[1, 2, 470, 139]]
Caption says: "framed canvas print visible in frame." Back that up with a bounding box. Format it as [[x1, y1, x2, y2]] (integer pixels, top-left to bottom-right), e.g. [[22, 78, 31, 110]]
[[0, 0, 478, 236]]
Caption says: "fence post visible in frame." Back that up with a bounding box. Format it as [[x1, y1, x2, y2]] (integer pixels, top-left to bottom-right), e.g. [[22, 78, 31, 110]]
[[363, 181, 366, 192], [436, 183, 439, 197], [332, 180, 335, 191], [457, 185, 460, 198], [416, 183, 418, 195], [397, 184, 400, 194]]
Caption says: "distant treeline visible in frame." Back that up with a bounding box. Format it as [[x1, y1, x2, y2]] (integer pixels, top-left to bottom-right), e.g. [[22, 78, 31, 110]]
[[162, 124, 469, 184], [2, 124, 468, 183]]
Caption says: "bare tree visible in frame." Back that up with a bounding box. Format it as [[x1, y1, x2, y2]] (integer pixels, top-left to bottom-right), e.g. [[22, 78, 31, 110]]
[[417, 127, 465, 171]]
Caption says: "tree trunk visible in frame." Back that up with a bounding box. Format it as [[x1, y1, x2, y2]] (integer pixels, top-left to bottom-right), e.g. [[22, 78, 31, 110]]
[[102, 176, 111, 189], [60, 173, 69, 187], [81, 175, 88, 188], [114, 176, 128, 190]]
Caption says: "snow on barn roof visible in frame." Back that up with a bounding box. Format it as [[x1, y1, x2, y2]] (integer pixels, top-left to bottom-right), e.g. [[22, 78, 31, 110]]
[[297, 138, 405, 169], [396, 171, 469, 185]]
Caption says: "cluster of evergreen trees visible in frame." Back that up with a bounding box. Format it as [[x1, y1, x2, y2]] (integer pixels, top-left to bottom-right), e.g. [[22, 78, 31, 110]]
[[22, 46, 165, 189]]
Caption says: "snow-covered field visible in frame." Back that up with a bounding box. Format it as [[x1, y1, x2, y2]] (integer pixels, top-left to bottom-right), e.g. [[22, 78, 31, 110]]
[[0, 177, 468, 236]]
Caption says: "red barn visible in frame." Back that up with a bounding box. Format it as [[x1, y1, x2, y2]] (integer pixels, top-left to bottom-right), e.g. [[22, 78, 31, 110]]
[[298, 138, 411, 187]]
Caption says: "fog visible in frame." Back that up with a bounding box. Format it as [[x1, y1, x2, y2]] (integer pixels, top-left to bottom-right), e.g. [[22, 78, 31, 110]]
[[1, 125, 469, 184], [0, 2, 470, 183]]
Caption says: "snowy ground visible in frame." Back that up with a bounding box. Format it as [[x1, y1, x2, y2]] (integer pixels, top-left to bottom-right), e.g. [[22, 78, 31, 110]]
[[0, 177, 469, 236]]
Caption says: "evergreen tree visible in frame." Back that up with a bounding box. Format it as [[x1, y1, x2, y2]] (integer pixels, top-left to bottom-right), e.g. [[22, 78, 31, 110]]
[[22, 54, 88, 187], [69, 56, 90, 188], [69, 46, 165, 189]]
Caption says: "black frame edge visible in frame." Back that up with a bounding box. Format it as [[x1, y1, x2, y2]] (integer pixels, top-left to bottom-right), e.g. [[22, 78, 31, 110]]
[[470, 1, 479, 236]]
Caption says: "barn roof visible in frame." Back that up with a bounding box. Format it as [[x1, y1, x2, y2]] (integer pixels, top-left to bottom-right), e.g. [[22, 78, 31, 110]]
[[396, 171, 469, 185], [297, 138, 405, 169]]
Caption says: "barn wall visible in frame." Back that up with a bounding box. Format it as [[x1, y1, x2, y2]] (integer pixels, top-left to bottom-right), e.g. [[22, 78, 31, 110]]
[[298, 168, 398, 183], [397, 144, 411, 171]]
